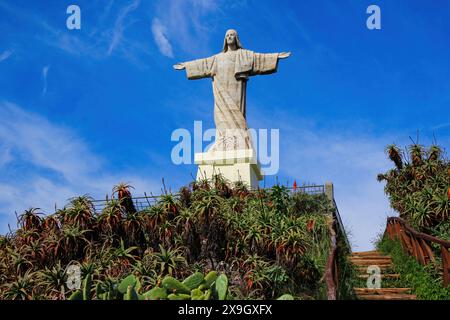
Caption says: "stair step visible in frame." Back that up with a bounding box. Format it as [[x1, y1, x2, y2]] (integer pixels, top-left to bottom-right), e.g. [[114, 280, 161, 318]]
[[356, 265, 393, 272], [357, 294, 417, 300], [350, 255, 391, 260], [351, 259, 392, 265], [352, 250, 382, 255], [354, 288, 412, 294], [357, 274, 400, 279]]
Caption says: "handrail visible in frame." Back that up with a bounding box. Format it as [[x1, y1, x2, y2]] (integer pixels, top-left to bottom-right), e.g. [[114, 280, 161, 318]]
[[333, 199, 351, 250], [324, 189, 351, 300], [324, 240, 338, 300], [387, 217, 450, 248], [385, 217, 450, 287]]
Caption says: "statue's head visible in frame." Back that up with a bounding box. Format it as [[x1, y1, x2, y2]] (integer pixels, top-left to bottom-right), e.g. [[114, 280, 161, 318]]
[[223, 29, 243, 52]]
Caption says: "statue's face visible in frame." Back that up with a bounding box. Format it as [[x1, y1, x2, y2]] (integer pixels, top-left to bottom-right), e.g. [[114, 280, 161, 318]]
[[226, 30, 237, 46]]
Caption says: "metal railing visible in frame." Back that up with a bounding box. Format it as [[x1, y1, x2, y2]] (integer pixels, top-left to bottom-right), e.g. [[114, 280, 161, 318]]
[[91, 194, 160, 214], [288, 184, 326, 195], [324, 183, 351, 300], [333, 199, 351, 250]]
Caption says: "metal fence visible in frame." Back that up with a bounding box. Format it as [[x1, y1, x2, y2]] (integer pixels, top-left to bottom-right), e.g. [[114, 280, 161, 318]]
[[92, 194, 160, 214]]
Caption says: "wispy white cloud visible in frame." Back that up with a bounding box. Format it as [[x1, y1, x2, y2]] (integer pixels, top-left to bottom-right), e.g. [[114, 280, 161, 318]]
[[107, 0, 140, 56], [0, 50, 12, 62], [151, 18, 174, 58], [0, 102, 161, 233], [152, 0, 220, 57], [0, 1, 150, 66], [0, 146, 12, 166], [431, 122, 450, 130], [41, 65, 50, 96]]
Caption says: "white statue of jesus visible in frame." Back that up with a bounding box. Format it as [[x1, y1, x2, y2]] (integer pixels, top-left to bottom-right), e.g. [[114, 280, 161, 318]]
[[174, 29, 290, 152]]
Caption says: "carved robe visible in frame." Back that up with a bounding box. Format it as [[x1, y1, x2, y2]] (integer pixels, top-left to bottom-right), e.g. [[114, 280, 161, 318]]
[[182, 49, 280, 151]]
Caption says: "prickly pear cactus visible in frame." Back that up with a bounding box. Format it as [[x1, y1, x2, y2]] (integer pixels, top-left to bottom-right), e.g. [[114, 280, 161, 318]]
[[182, 272, 204, 290], [214, 274, 228, 300], [203, 271, 218, 287], [123, 285, 139, 300], [162, 276, 191, 294], [82, 273, 92, 300], [68, 290, 83, 300], [168, 293, 191, 300], [277, 294, 294, 300], [144, 287, 168, 300], [118, 274, 137, 294]]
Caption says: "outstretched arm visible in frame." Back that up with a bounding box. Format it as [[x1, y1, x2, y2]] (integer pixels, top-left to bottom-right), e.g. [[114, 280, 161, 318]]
[[251, 51, 291, 75], [173, 56, 215, 80]]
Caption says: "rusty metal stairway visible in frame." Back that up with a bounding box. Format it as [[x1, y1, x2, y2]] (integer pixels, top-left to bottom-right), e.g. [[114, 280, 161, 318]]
[[351, 250, 417, 300]]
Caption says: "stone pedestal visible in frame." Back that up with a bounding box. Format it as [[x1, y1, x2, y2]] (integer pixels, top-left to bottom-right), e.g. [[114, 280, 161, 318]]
[[194, 149, 263, 189]]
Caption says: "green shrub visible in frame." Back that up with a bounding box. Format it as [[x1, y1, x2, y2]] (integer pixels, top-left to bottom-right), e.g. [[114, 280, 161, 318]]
[[377, 237, 450, 300]]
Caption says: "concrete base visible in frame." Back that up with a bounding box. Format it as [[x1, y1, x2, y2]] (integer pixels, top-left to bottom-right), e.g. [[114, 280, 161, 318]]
[[194, 149, 263, 189]]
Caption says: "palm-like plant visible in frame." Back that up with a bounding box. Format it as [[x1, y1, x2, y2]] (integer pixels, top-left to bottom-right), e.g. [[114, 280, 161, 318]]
[[386, 144, 403, 170], [7, 247, 33, 276], [409, 143, 425, 167], [378, 143, 449, 233], [42, 214, 59, 233], [113, 182, 136, 214], [121, 211, 142, 246], [112, 239, 138, 261], [98, 199, 123, 235], [64, 195, 95, 229], [18, 208, 43, 232], [194, 190, 222, 226], [159, 194, 180, 219], [38, 262, 67, 299], [56, 224, 90, 261], [152, 245, 187, 277], [2, 270, 35, 300]]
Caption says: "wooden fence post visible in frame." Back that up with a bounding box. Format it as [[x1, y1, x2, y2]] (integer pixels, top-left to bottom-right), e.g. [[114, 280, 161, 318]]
[[442, 246, 450, 287]]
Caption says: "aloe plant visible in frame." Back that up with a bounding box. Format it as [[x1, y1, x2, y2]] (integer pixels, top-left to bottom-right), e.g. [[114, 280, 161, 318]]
[[0, 176, 335, 300]]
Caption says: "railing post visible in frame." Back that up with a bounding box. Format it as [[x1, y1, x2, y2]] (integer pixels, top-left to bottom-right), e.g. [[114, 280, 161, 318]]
[[442, 246, 450, 287], [419, 238, 435, 264], [325, 182, 334, 202], [386, 217, 450, 288]]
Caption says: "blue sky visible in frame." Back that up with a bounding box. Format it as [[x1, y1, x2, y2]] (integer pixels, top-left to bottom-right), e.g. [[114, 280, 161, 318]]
[[0, 0, 449, 251]]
